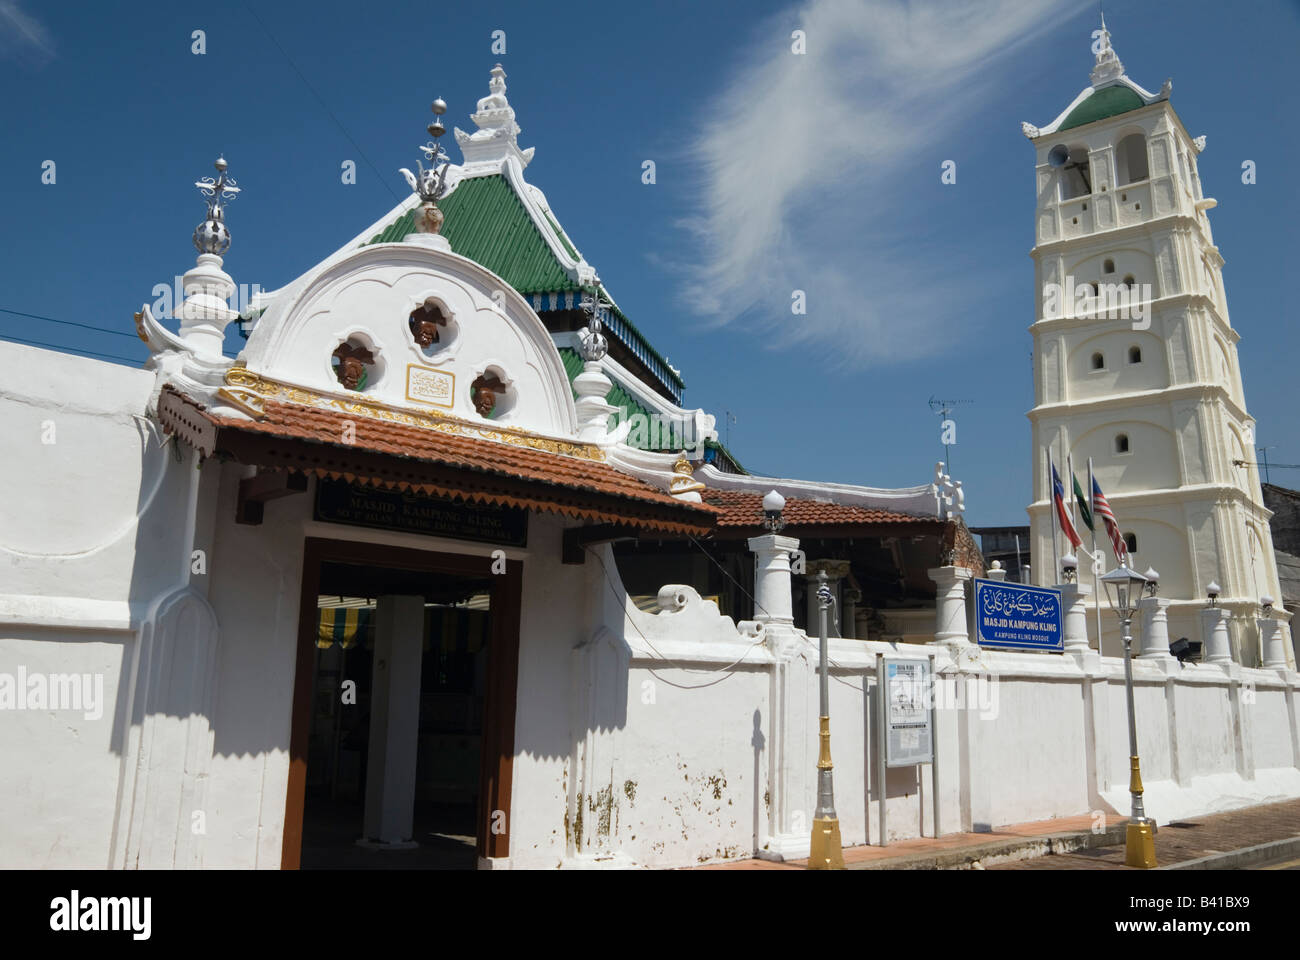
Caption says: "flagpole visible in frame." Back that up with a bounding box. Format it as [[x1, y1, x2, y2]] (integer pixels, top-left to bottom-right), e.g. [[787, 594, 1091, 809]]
[[1090, 456, 1101, 653], [1048, 448, 1060, 585]]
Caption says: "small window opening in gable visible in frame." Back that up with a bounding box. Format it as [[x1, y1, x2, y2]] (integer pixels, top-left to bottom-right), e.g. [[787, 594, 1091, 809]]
[[1091, 352, 1105, 370], [1115, 433, 1130, 454], [1103, 259, 1115, 274], [1128, 345, 1142, 364], [1124, 533, 1138, 554]]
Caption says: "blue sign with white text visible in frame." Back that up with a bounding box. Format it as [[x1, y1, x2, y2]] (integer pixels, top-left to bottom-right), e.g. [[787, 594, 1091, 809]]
[[973, 579, 1063, 652]]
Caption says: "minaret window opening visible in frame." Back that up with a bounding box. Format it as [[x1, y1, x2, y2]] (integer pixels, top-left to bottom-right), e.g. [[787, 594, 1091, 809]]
[[1058, 146, 1091, 200], [1128, 345, 1142, 364], [1115, 433, 1130, 454], [1104, 259, 1115, 274], [1124, 533, 1138, 554], [1091, 351, 1105, 370], [1116, 133, 1149, 185]]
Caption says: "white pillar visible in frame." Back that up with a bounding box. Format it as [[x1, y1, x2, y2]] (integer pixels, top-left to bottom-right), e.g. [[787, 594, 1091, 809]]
[[574, 361, 617, 443], [1059, 581, 1092, 654], [362, 595, 425, 846], [748, 534, 800, 625], [1201, 607, 1233, 665], [1261, 616, 1289, 670], [1138, 596, 1173, 660], [803, 560, 850, 638], [986, 561, 1007, 582], [841, 589, 860, 639], [929, 565, 972, 646]]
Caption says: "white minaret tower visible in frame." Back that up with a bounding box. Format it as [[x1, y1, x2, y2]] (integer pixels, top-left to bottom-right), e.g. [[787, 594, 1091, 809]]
[[1023, 18, 1292, 666]]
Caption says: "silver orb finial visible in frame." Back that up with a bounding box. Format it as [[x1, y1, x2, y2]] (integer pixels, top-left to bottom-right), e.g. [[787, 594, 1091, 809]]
[[578, 282, 610, 362], [400, 96, 452, 214], [192, 156, 240, 255]]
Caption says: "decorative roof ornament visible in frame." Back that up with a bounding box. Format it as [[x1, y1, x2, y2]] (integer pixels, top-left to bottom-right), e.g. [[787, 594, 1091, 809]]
[[454, 64, 535, 170], [578, 282, 610, 362], [400, 98, 452, 236], [670, 452, 706, 501], [193, 156, 240, 255], [1090, 13, 1125, 87]]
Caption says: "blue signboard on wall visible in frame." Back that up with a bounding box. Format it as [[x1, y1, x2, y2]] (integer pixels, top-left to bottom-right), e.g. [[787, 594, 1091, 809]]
[[973, 579, 1063, 653]]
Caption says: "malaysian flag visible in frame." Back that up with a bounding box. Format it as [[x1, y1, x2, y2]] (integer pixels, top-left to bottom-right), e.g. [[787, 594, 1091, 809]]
[[1091, 476, 1128, 565], [1052, 463, 1082, 549]]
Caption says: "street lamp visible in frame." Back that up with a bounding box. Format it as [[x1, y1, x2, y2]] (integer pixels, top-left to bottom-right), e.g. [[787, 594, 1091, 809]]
[[762, 490, 786, 533], [1100, 564, 1156, 868], [1061, 554, 1078, 583], [808, 570, 845, 869], [1206, 581, 1221, 607], [1143, 568, 1159, 597]]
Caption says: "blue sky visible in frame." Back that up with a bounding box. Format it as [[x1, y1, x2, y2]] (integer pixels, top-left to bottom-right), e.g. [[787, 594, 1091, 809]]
[[1, 0, 1297, 525]]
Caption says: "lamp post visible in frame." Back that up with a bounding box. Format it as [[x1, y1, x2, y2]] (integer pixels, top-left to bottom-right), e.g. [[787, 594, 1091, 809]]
[[1100, 564, 1156, 868], [808, 570, 845, 869]]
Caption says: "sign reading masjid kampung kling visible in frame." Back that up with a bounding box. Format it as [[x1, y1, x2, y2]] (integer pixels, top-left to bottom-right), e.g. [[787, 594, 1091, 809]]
[[973, 579, 1063, 653]]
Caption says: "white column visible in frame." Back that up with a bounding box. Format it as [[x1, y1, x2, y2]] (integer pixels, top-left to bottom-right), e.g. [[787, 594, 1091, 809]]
[[1261, 616, 1290, 670], [929, 565, 973, 646], [1200, 607, 1233, 665], [362, 595, 425, 846], [842, 589, 861, 639], [1059, 581, 1092, 654], [747, 534, 800, 625], [574, 361, 617, 443], [804, 560, 850, 638], [1138, 596, 1173, 660], [986, 561, 1007, 582]]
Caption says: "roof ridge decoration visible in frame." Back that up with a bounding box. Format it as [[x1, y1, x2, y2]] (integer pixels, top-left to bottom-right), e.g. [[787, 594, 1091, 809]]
[[455, 64, 535, 174], [1090, 13, 1124, 87], [135, 156, 243, 415], [398, 96, 454, 245], [1021, 16, 1171, 139]]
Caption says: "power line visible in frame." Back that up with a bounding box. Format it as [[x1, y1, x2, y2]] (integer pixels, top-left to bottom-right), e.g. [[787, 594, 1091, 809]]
[[240, 2, 401, 203], [1, 305, 240, 359], [0, 306, 141, 339], [0, 331, 144, 366]]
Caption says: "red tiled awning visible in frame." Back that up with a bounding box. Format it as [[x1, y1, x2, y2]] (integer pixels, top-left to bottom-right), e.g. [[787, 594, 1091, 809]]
[[158, 386, 717, 535], [703, 489, 942, 537]]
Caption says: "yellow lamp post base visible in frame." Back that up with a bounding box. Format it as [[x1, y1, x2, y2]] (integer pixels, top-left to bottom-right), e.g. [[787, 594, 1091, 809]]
[[1125, 820, 1157, 869], [808, 817, 846, 870]]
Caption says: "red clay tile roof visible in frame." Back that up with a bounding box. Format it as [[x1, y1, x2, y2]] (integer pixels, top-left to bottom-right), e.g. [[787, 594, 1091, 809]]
[[703, 489, 935, 530], [158, 387, 717, 534]]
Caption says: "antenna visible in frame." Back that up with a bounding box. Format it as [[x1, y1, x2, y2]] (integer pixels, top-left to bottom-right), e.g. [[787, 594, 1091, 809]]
[[928, 395, 974, 473]]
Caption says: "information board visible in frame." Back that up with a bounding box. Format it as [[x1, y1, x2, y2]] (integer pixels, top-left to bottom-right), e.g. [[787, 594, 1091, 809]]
[[884, 657, 933, 767], [973, 578, 1063, 652]]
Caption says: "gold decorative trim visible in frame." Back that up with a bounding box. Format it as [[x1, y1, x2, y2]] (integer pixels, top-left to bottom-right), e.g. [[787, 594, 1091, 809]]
[[133, 311, 148, 343], [223, 367, 605, 462]]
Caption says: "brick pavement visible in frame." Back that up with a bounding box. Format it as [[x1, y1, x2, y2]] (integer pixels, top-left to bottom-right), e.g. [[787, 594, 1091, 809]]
[[990, 798, 1300, 870], [695, 811, 1117, 870], [692, 798, 1300, 870]]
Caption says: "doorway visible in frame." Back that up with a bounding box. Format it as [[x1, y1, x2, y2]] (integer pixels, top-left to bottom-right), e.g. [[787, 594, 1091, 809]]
[[283, 538, 522, 869]]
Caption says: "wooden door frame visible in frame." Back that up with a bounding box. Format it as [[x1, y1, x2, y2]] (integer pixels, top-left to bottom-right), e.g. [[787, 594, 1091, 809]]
[[281, 536, 523, 868]]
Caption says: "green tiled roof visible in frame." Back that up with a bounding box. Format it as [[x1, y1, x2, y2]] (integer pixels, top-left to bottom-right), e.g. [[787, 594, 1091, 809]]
[[368, 175, 578, 293], [1058, 85, 1146, 131]]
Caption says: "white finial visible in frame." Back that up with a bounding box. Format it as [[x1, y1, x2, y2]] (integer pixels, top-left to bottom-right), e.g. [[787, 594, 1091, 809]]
[[1090, 13, 1125, 86], [177, 157, 240, 358], [454, 63, 536, 170]]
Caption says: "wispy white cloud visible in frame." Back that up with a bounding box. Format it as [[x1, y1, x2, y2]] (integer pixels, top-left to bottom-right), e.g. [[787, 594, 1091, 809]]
[[0, 0, 54, 63], [680, 0, 1086, 366]]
